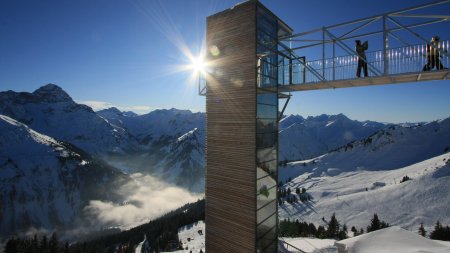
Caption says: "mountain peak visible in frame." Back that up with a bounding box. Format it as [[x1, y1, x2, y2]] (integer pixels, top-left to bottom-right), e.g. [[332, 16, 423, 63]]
[[33, 84, 72, 102], [330, 113, 350, 121], [101, 107, 122, 114]]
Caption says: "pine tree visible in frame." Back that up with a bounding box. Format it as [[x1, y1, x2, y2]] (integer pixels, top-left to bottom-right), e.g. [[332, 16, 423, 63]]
[[41, 235, 48, 253], [367, 213, 381, 232], [351, 226, 358, 236], [64, 242, 69, 253], [4, 238, 19, 253], [327, 213, 340, 239], [430, 221, 443, 240], [366, 213, 389, 232], [338, 224, 348, 240], [418, 223, 427, 237], [317, 226, 326, 239], [49, 232, 58, 253]]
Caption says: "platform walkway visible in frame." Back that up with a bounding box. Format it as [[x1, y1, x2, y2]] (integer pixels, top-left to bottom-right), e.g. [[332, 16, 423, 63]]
[[277, 41, 450, 92]]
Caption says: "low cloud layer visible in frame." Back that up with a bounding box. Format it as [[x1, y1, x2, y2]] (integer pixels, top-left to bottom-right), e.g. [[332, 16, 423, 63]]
[[84, 173, 203, 229]]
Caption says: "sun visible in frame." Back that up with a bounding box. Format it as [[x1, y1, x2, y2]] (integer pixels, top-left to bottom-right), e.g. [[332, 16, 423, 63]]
[[190, 55, 206, 74]]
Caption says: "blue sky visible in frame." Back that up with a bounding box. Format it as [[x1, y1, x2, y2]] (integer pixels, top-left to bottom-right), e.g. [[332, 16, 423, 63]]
[[0, 0, 449, 123]]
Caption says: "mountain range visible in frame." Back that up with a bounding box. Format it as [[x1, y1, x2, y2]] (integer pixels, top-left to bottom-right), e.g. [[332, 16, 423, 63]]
[[279, 118, 450, 233], [279, 114, 386, 161], [1, 83, 449, 241]]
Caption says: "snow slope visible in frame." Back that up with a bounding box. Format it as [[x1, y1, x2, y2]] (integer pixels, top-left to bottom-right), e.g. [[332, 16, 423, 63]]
[[98, 107, 206, 191], [279, 114, 385, 161], [97, 107, 205, 148], [280, 117, 450, 181], [335, 226, 450, 253], [0, 84, 137, 155], [279, 153, 450, 232], [153, 128, 205, 192], [160, 221, 205, 253], [0, 114, 131, 237]]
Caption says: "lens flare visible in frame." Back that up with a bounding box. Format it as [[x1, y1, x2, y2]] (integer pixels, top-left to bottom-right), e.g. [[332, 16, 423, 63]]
[[190, 55, 206, 74]]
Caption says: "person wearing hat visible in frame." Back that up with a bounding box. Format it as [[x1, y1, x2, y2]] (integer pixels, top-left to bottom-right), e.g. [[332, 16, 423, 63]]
[[423, 36, 446, 71], [355, 40, 369, 78]]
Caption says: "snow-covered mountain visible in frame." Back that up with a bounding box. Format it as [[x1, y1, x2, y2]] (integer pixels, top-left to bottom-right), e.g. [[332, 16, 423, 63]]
[[0, 84, 205, 190], [279, 114, 386, 161], [98, 107, 205, 191], [0, 84, 137, 156], [98, 107, 205, 147], [155, 128, 205, 192], [278, 117, 450, 232], [0, 114, 132, 237], [280, 117, 450, 179]]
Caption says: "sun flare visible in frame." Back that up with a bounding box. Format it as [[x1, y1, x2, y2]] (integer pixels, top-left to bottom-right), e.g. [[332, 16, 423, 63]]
[[190, 55, 206, 74]]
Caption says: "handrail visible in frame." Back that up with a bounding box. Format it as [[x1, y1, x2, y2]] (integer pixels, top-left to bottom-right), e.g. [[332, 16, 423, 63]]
[[278, 40, 450, 85], [279, 239, 338, 253], [279, 239, 307, 253]]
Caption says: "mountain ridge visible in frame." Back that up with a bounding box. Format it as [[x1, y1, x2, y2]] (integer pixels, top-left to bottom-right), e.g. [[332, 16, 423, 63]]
[[0, 114, 133, 237]]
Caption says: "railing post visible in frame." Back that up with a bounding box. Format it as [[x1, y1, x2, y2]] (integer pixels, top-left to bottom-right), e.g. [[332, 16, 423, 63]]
[[289, 58, 293, 85], [383, 15, 389, 75], [332, 40, 336, 81], [322, 27, 326, 79]]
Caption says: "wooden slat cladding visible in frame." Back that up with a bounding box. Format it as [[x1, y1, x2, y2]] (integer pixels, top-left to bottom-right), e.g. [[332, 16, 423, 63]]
[[205, 1, 257, 252]]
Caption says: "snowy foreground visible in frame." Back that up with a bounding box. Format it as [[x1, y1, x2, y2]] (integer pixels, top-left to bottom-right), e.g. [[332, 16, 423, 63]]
[[137, 223, 450, 253], [281, 227, 450, 253], [336, 226, 450, 253]]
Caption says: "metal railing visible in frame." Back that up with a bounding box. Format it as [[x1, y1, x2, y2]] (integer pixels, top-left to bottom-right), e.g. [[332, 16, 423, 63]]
[[279, 239, 338, 253], [279, 40, 450, 85], [278, 239, 306, 253]]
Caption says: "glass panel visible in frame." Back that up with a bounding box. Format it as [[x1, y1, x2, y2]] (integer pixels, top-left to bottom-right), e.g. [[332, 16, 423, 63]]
[[257, 147, 276, 163], [256, 7, 278, 252], [257, 92, 277, 105], [257, 200, 276, 222], [257, 238, 277, 253], [260, 61, 277, 79], [257, 11, 276, 41], [257, 177, 276, 206], [261, 54, 278, 69], [257, 17, 276, 36], [257, 32, 276, 51], [257, 59, 277, 88], [257, 189, 276, 210], [256, 133, 276, 148], [258, 75, 277, 87], [257, 160, 277, 177], [257, 104, 277, 119], [278, 56, 291, 85], [257, 213, 277, 238], [257, 118, 276, 134]]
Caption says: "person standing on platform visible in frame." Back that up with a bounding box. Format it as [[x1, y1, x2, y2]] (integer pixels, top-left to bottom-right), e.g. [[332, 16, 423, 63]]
[[355, 40, 369, 78], [423, 36, 446, 71]]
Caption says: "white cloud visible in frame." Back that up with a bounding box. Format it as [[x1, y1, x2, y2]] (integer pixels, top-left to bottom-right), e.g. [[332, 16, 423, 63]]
[[84, 173, 203, 229], [76, 100, 153, 115]]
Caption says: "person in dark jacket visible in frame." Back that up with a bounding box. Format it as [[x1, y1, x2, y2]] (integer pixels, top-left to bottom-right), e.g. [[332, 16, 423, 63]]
[[355, 40, 369, 78], [423, 36, 446, 71]]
